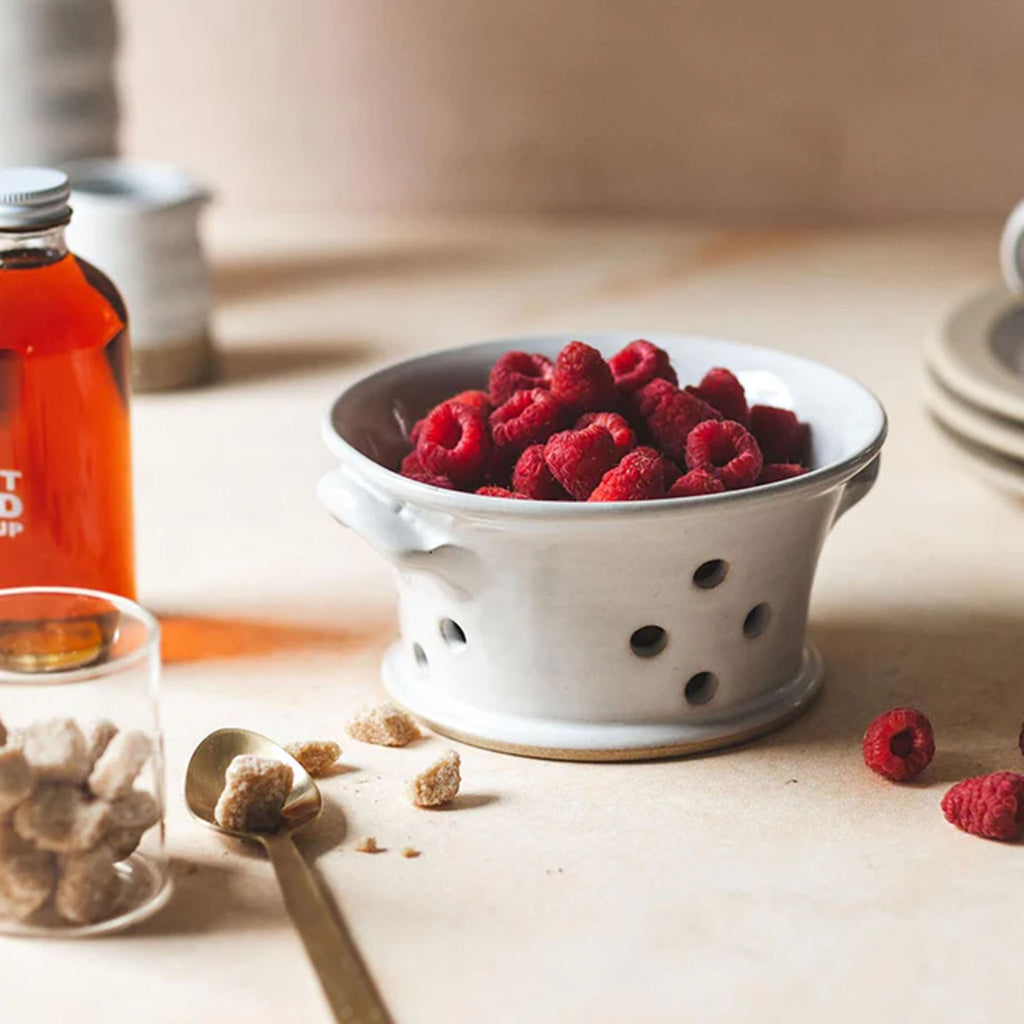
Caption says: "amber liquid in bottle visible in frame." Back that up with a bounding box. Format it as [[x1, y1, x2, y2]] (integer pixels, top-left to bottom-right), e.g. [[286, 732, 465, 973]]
[[0, 229, 135, 613]]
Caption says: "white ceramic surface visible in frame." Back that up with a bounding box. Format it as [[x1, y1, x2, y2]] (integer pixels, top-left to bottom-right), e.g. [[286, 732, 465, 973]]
[[0, 0, 119, 165], [63, 159, 213, 392], [1001, 200, 1024, 294], [923, 370, 1024, 463], [925, 287, 1024, 423], [319, 334, 887, 760]]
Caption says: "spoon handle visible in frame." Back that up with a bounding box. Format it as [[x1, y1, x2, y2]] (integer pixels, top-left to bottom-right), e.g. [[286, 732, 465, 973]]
[[264, 834, 392, 1024]]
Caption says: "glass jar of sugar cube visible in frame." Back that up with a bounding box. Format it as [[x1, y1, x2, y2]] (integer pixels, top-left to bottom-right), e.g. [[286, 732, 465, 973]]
[[0, 588, 169, 935]]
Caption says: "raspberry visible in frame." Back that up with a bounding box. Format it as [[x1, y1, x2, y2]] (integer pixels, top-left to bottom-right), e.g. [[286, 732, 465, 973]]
[[608, 340, 678, 393], [588, 446, 667, 502], [659, 454, 683, 486], [942, 772, 1024, 841], [544, 424, 619, 500], [410, 390, 491, 446], [450, 389, 493, 415], [415, 400, 492, 487], [691, 367, 749, 425], [489, 388, 565, 453], [550, 341, 617, 413], [575, 412, 636, 457], [512, 444, 568, 500], [750, 405, 803, 464], [861, 707, 935, 782], [399, 451, 456, 490], [666, 468, 725, 498], [634, 379, 721, 463], [475, 486, 526, 499], [488, 351, 553, 405], [758, 463, 808, 484], [684, 419, 763, 490]]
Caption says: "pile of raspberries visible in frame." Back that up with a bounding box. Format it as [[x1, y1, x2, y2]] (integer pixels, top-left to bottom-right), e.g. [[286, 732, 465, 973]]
[[399, 339, 810, 501], [863, 707, 1024, 842]]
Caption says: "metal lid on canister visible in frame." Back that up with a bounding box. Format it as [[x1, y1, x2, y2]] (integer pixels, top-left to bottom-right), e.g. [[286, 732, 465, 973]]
[[0, 167, 72, 230]]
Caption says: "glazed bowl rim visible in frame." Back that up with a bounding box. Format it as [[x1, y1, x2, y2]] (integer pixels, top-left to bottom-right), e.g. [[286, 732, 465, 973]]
[[322, 332, 887, 518]]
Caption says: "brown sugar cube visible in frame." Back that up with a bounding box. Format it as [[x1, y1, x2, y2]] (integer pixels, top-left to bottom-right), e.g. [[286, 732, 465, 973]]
[[214, 755, 293, 833], [347, 702, 419, 748], [408, 749, 461, 808], [13, 785, 110, 853], [284, 739, 341, 777], [20, 718, 91, 784], [88, 730, 151, 801], [0, 746, 33, 815], [0, 845, 55, 921], [55, 846, 119, 924], [85, 720, 118, 769], [354, 836, 381, 854], [0, 814, 34, 859], [104, 790, 160, 860]]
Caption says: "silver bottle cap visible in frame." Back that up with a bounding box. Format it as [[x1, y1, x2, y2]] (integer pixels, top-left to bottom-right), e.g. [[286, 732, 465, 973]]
[[0, 167, 72, 230]]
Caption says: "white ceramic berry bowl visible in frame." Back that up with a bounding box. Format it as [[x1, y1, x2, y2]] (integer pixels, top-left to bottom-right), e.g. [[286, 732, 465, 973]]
[[319, 333, 886, 761]]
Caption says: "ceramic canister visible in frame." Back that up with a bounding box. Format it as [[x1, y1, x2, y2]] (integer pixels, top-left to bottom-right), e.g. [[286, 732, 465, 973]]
[[319, 334, 887, 761], [64, 159, 214, 392], [0, 0, 119, 165]]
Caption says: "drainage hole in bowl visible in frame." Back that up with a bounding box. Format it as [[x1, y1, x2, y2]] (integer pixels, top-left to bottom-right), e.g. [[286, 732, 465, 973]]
[[630, 625, 668, 658], [742, 603, 771, 639], [685, 671, 718, 706], [439, 619, 467, 648], [413, 643, 429, 670], [693, 559, 728, 589]]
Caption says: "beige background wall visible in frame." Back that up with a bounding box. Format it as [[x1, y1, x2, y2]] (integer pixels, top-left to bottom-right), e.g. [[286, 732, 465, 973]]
[[120, 0, 1024, 218]]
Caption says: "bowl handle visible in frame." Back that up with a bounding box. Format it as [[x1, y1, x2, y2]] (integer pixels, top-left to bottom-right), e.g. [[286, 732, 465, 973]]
[[317, 468, 478, 597], [831, 454, 881, 525]]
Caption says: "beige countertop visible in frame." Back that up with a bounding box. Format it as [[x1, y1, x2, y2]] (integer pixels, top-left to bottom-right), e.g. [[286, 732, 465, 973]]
[[4, 217, 1022, 1023]]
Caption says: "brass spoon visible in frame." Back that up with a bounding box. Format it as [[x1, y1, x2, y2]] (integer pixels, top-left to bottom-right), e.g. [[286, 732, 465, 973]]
[[185, 728, 391, 1024]]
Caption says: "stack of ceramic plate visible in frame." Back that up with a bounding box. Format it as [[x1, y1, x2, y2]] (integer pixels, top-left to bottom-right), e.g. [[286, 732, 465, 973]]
[[925, 287, 1024, 498]]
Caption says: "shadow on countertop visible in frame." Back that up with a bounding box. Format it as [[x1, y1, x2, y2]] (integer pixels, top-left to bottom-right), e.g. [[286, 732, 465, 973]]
[[762, 608, 1024, 776], [213, 244, 492, 307], [213, 337, 374, 387]]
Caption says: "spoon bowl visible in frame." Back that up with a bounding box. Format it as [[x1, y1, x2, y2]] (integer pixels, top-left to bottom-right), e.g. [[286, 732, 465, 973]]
[[185, 728, 391, 1024], [185, 727, 321, 839]]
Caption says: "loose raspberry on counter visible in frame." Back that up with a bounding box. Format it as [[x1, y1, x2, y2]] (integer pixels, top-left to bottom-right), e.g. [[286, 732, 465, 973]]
[[758, 463, 809, 484], [415, 400, 492, 487], [545, 424, 620, 500], [861, 707, 935, 782], [512, 444, 568, 500], [475, 486, 526, 498], [942, 772, 1024, 841], [691, 367, 750, 425], [550, 341, 618, 413], [634, 379, 722, 463], [685, 419, 763, 490], [399, 451, 457, 489], [666, 468, 726, 497], [588, 447, 668, 502], [488, 351, 554, 405], [575, 411, 636, 458], [608, 340, 678, 393], [750, 404, 803, 464], [489, 388, 565, 453]]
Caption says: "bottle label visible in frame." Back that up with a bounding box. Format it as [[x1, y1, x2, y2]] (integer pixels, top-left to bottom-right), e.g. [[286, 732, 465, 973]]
[[0, 470, 24, 538]]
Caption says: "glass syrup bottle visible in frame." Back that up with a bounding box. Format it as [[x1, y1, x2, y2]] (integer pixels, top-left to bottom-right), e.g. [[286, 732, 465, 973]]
[[0, 167, 135, 603]]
